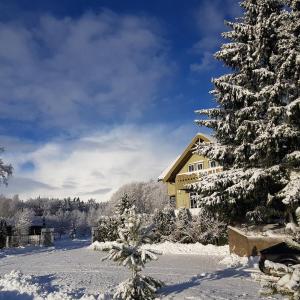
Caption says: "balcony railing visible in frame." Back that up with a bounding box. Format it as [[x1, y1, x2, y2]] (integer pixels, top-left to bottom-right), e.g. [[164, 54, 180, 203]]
[[175, 166, 223, 189]]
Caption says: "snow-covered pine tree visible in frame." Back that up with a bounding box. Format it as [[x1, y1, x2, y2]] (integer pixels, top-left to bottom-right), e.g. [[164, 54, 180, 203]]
[[116, 193, 132, 216], [103, 206, 164, 300], [152, 207, 176, 241], [190, 0, 300, 224], [171, 208, 193, 243]]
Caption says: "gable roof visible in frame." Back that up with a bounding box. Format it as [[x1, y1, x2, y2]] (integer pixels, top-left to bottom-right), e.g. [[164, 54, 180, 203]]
[[158, 133, 212, 183]]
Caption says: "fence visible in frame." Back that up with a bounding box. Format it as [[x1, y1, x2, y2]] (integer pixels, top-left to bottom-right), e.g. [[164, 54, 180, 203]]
[[5, 228, 54, 248], [6, 235, 40, 248]]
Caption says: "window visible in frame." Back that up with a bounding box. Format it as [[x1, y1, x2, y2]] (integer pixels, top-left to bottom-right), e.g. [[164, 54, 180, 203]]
[[188, 164, 194, 172], [210, 160, 216, 168], [196, 163, 203, 170], [190, 192, 197, 208], [188, 161, 203, 173]]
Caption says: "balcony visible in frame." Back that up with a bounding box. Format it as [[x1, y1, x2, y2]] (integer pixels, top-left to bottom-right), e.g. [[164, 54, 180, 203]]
[[175, 166, 223, 189]]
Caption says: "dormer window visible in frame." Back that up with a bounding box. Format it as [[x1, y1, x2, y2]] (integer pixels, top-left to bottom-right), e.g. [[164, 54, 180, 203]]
[[197, 162, 203, 170], [188, 164, 195, 172], [188, 161, 203, 173]]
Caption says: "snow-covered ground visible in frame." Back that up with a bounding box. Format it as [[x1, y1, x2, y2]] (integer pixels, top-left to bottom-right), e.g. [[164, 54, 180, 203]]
[[0, 239, 276, 299]]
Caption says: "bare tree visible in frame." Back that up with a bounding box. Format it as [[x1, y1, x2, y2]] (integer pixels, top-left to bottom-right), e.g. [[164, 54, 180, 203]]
[[14, 208, 34, 235], [106, 180, 169, 215]]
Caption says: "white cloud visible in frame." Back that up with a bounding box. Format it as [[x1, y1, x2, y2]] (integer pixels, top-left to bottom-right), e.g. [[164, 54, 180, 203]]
[[190, 51, 216, 72], [0, 124, 198, 201], [0, 11, 173, 131], [190, 0, 242, 72]]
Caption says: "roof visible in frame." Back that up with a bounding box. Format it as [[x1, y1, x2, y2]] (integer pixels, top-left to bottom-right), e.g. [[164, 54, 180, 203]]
[[158, 133, 212, 183]]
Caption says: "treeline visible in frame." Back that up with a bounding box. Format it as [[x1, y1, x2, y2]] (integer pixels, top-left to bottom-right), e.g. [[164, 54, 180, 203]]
[[0, 180, 169, 238]]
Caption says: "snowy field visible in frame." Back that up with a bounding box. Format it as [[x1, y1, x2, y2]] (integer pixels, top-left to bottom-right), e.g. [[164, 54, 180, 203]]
[[0, 239, 278, 299]]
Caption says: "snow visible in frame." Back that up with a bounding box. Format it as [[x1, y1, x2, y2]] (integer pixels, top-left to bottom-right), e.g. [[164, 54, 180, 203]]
[[0, 270, 109, 300], [218, 254, 259, 269], [0, 239, 268, 299], [157, 155, 180, 181], [89, 241, 230, 256]]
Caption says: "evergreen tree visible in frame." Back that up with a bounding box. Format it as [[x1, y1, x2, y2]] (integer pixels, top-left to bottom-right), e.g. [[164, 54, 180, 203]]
[[190, 0, 300, 223], [116, 194, 132, 216], [171, 208, 193, 243], [152, 207, 176, 240], [103, 206, 164, 299]]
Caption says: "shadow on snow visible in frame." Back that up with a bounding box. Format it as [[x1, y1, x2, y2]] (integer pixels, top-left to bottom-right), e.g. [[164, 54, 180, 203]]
[[158, 266, 251, 296], [0, 238, 90, 260]]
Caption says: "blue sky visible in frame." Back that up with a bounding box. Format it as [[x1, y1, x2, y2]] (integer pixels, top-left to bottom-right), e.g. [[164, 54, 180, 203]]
[[0, 0, 241, 201]]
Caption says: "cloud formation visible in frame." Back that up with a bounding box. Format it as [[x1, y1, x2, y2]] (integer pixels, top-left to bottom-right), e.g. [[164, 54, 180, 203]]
[[190, 0, 242, 72], [0, 11, 172, 132], [0, 124, 197, 201]]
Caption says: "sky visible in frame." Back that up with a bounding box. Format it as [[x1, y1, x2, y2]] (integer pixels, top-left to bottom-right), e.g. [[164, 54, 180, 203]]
[[0, 0, 241, 201]]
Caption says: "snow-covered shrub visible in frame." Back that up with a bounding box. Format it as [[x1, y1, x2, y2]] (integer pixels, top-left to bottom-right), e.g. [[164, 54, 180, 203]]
[[152, 207, 176, 241], [171, 208, 193, 243], [189, 210, 227, 245], [94, 216, 120, 242], [168, 208, 227, 245], [258, 260, 300, 299], [103, 206, 164, 299]]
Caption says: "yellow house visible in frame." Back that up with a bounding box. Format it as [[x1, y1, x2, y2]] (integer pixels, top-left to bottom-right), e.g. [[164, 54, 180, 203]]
[[158, 133, 223, 211]]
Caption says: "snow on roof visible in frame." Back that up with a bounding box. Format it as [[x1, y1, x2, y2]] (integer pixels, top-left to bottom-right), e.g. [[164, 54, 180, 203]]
[[197, 132, 216, 143], [158, 133, 214, 181], [158, 155, 181, 181]]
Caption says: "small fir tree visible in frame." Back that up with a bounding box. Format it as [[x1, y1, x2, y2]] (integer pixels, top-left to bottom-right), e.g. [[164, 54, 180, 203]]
[[116, 194, 133, 228], [152, 207, 176, 241], [190, 0, 300, 224], [171, 208, 193, 243], [103, 206, 164, 300], [116, 194, 132, 216], [96, 216, 119, 242]]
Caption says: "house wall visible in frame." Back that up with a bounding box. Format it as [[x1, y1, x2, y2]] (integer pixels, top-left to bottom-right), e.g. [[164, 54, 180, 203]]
[[178, 153, 211, 174], [160, 134, 221, 210], [167, 182, 176, 197], [176, 189, 190, 208], [174, 153, 214, 209]]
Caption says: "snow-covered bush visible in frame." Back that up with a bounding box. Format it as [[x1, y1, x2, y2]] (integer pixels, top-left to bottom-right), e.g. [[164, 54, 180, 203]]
[[103, 206, 164, 299], [152, 207, 176, 241], [169, 208, 227, 245], [94, 216, 120, 242], [190, 210, 227, 245], [258, 260, 300, 299], [171, 208, 193, 243], [189, 0, 300, 224]]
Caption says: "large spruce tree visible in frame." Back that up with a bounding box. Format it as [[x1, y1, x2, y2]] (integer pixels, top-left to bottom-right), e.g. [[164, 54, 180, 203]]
[[190, 0, 300, 224]]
